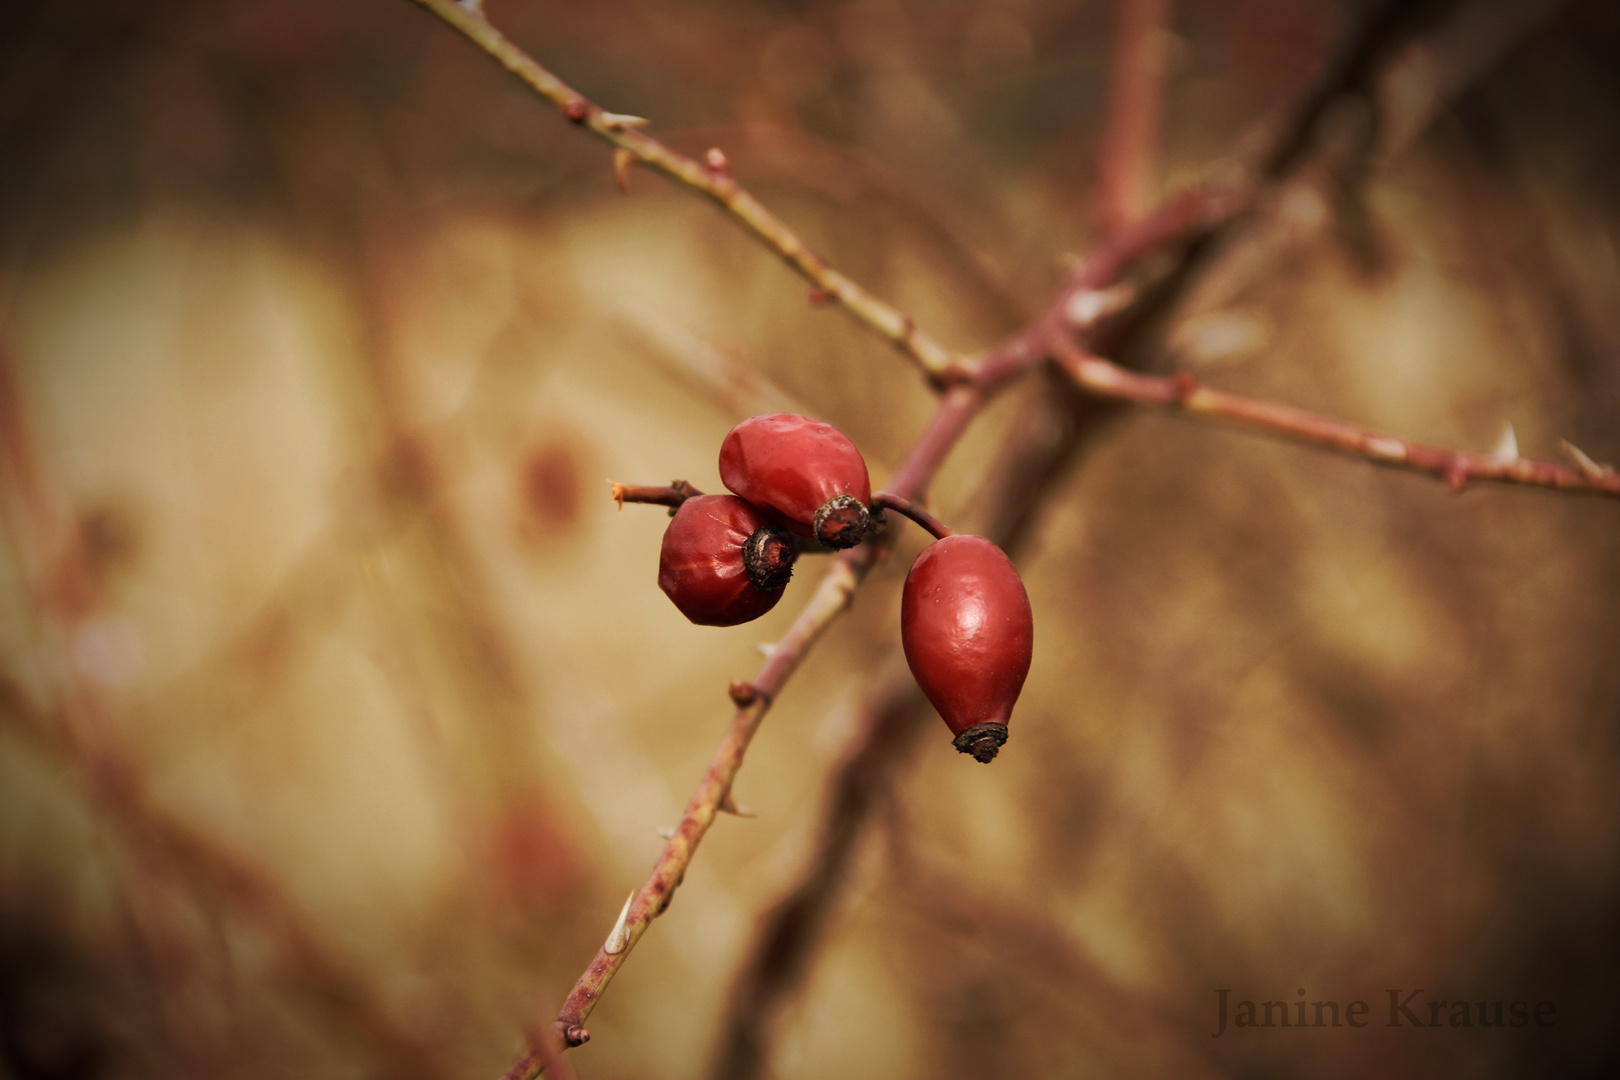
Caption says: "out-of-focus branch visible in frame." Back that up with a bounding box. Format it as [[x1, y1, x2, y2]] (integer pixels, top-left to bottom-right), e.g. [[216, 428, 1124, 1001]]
[[710, 668, 932, 1080], [406, 0, 964, 386], [502, 388, 981, 1080], [1096, 0, 1173, 232], [0, 345, 460, 1080], [887, 859, 1223, 1078], [1056, 344, 1620, 498], [1258, 0, 1459, 182]]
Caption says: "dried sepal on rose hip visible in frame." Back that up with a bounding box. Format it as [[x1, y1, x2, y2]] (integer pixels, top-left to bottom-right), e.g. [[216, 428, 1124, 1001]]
[[900, 534, 1033, 763], [718, 413, 872, 549], [658, 494, 797, 627]]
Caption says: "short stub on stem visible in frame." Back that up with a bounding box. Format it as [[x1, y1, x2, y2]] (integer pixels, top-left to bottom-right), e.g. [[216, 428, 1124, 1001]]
[[811, 494, 870, 549], [952, 721, 1008, 764], [742, 527, 797, 591]]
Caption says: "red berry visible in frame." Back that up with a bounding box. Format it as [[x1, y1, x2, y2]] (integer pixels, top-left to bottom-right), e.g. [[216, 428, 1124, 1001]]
[[659, 495, 797, 626], [718, 413, 872, 549], [900, 535, 1033, 763]]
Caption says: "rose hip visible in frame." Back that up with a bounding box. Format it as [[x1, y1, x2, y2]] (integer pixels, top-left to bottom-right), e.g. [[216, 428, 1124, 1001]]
[[658, 495, 797, 626], [900, 535, 1033, 762], [718, 413, 872, 548]]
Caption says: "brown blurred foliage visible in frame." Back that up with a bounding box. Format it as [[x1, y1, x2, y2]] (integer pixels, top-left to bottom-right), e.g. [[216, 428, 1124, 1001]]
[[1, 1, 1619, 1078]]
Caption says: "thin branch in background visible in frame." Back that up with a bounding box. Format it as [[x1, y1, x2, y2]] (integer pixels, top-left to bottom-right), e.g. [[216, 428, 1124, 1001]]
[[406, 0, 964, 385], [886, 859, 1225, 1079], [1096, 0, 1173, 232], [710, 668, 932, 1080], [1258, 0, 1459, 182], [614, 308, 818, 422], [0, 342, 464, 1080]]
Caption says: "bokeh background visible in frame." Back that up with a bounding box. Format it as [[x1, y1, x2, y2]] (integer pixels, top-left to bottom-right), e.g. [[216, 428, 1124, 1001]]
[[2, 1, 1619, 1078]]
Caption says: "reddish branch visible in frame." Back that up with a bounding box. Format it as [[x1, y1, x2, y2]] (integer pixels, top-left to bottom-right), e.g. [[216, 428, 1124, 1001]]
[[1056, 345, 1620, 498], [1096, 0, 1172, 232]]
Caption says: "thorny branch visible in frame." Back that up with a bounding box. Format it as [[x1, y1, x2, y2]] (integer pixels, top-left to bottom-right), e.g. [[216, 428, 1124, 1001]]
[[1056, 344, 1620, 497], [500, 387, 981, 1080], [407, 0, 962, 385], [400, 0, 1620, 1075]]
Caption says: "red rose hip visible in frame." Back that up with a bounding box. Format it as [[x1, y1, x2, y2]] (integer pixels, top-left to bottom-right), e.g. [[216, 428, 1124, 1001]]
[[718, 413, 872, 548], [901, 535, 1033, 762], [659, 495, 797, 626]]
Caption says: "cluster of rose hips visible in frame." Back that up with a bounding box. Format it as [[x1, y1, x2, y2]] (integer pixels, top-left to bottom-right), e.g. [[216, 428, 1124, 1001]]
[[648, 413, 1033, 763]]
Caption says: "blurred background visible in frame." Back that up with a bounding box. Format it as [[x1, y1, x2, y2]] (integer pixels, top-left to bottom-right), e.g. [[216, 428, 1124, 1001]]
[[2, 0, 1619, 1078]]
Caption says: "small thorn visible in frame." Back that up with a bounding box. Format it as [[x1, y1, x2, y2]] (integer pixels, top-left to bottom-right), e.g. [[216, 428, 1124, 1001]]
[[718, 793, 755, 818], [656, 826, 675, 840], [704, 147, 729, 177], [600, 111, 650, 130], [1063, 284, 1133, 326], [612, 148, 635, 193], [455, 0, 484, 15], [603, 892, 635, 954], [755, 641, 777, 659], [1560, 438, 1609, 481], [1489, 422, 1519, 462]]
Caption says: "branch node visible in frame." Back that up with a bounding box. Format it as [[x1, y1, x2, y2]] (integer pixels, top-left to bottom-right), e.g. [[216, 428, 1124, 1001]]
[[728, 679, 770, 707], [1173, 370, 1201, 403], [563, 98, 591, 124], [563, 1026, 590, 1048], [807, 287, 836, 308], [704, 147, 730, 178], [1445, 460, 1468, 493]]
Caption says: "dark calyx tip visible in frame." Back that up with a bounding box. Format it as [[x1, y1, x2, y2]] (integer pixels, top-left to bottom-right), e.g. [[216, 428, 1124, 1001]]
[[743, 527, 797, 591], [812, 495, 870, 549], [952, 722, 1008, 764]]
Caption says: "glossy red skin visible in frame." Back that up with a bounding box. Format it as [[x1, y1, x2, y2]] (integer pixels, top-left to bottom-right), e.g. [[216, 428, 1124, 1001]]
[[659, 495, 785, 627], [718, 413, 872, 539], [901, 535, 1033, 734]]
